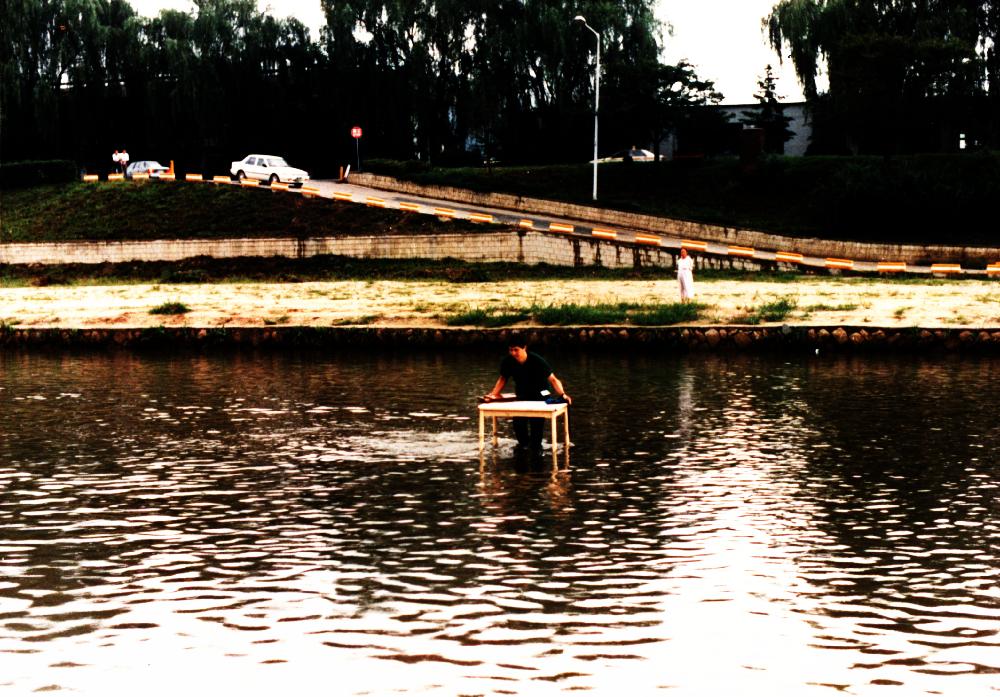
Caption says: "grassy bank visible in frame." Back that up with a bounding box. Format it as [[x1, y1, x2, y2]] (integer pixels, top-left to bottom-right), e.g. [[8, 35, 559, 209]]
[[1, 181, 485, 242], [367, 153, 1000, 247], [0, 255, 843, 287]]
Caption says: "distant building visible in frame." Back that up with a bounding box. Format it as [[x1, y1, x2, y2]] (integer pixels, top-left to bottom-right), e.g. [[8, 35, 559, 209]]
[[657, 101, 812, 159]]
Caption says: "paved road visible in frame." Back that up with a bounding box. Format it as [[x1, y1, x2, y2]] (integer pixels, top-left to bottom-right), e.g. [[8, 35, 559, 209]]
[[299, 178, 991, 278]]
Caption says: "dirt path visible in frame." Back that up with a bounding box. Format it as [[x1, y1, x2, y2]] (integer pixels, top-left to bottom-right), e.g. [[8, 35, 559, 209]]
[[2, 277, 999, 329]]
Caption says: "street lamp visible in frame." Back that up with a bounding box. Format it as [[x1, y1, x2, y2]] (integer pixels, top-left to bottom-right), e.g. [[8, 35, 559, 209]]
[[574, 15, 600, 201]]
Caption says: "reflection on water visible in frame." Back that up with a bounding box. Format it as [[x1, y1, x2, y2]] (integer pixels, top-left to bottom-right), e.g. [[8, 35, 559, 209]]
[[1, 350, 998, 696]]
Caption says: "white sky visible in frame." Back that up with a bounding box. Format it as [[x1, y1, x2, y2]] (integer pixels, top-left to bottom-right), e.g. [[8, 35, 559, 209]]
[[128, 0, 806, 104]]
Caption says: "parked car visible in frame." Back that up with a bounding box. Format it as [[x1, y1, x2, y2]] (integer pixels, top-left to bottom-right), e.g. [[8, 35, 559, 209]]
[[597, 148, 656, 163], [230, 154, 309, 187], [125, 160, 170, 178]]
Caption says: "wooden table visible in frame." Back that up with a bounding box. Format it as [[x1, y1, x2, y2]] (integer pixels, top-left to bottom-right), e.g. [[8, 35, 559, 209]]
[[477, 400, 570, 452]]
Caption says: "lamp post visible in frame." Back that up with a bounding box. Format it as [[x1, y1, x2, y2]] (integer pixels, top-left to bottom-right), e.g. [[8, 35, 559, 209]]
[[574, 15, 600, 201]]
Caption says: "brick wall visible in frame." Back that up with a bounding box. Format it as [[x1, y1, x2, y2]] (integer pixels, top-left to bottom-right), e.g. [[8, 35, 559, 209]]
[[2, 231, 763, 271]]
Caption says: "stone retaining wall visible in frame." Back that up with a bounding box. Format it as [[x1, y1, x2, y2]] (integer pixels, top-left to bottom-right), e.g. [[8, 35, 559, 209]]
[[0, 230, 762, 271], [351, 173, 1000, 266], [3, 325, 999, 353]]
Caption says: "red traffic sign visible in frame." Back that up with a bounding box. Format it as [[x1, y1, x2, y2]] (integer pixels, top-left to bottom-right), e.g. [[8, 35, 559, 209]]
[[351, 126, 362, 139]]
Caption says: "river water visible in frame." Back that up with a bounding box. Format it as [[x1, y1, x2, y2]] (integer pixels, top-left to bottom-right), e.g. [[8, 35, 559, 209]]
[[1, 349, 997, 696]]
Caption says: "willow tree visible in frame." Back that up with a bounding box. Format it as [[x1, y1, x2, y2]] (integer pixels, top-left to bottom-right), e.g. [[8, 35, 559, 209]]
[[317, 0, 665, 163], [764, 0, 993, 152]]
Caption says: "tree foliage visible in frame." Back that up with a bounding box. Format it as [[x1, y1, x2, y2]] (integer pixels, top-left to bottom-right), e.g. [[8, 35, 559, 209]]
[[765, 0, 998, 153], [741, 64, 794, 153], [1, 0, 721, 172]]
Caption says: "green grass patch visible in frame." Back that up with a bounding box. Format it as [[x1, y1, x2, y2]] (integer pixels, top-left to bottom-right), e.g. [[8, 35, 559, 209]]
[[0, 182, 486, 243], [444, 307, 531, 327], [149, 301, 190, 315], [443, 301, 708, 326], [731, 297, 798, 325], [804, 302, 859, 312]]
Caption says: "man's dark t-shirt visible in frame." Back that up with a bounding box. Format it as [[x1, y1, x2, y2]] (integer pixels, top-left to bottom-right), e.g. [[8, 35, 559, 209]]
[[500, 352, 553, 400]]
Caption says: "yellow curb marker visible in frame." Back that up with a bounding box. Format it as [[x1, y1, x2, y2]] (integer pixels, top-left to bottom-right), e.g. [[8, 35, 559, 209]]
[[931, 263, 962, 274], [877, 262, 907, 272], [681, 239, 708, 251], [825, 258, 854, 270]]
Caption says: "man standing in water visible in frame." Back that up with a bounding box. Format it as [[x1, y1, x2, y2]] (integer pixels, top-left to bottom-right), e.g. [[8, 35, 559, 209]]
[[483, 334, 572, 451]]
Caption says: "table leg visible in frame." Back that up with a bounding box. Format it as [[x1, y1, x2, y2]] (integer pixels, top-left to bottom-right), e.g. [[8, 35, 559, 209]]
[[478, 411, 484, 450], [491, 415, 498, 446], [563, 410, 570, 448]]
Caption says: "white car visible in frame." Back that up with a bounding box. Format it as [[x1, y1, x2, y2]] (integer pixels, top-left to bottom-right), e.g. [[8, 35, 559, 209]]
[[230, 154, 309, 187], [125, 160, 170, 179], [597, 148, 656, 163]]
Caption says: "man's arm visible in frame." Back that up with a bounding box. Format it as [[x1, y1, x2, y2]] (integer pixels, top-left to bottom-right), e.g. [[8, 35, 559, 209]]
[[483, 376, 507, 401], [548, 374, 571, 404]]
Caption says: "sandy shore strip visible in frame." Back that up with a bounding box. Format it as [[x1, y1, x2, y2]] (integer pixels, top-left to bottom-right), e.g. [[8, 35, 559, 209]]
[[2, 277, 999, 329]]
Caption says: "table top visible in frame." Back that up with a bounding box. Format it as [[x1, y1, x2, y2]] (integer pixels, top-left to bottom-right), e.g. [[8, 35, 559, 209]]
[[478, 400, 568, 415]]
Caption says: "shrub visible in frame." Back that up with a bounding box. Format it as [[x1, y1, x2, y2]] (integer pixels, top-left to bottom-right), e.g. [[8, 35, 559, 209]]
[[149, 301, 190, 315], [0, 160, 78, 189]]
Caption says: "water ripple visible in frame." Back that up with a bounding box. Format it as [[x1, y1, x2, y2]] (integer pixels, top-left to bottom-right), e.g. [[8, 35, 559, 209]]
[[1, 351, 998, 695]]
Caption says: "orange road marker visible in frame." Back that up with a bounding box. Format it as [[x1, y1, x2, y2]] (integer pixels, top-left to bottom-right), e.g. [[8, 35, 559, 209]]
[[876, 262, 907, 272], [131, 173, 149, 181], [270, 181, 290, 191], [931, 263, 961, 274], [987, 263, 1000, 276], [825, 257, 854, 270], [239, 178, 259, 187], [82, 174, 99, 182], [681, 239, 708, 251], [300, 185, 320, 196], [775, 251, 803, 263], [727, 245, 755, 257], [108, 173, 124, 181], [592, 228, 617, 240], [434, 207, 455, 218], [634, 233, 661, 245], [366, 196, 386, 207], [159, 173, 176, 181], [333, 191, 353, 201], [518, 219, 534, 229], [399, 201, 421, 212], [549, 222, 574, 233], [185, 174, 203, 181], [470, 212, 494, 223]]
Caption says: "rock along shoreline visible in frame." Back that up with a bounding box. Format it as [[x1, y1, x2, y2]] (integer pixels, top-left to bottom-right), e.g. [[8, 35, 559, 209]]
[[3, 325, 1000, 353]]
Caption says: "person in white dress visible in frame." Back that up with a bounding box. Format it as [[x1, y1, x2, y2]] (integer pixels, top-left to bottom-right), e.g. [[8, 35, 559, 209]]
[[677, 247, 695, 303]]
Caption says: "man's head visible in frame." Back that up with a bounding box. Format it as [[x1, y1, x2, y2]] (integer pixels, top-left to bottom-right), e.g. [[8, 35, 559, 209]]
[[507, 333, 528, 363]]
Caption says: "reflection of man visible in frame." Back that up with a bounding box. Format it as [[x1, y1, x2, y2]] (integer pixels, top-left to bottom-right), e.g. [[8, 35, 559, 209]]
[[483, 333, 571, 450]]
